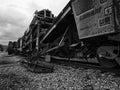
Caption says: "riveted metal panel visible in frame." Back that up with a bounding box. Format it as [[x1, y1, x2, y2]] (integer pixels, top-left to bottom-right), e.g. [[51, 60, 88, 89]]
[[72, 0, 116, 39]]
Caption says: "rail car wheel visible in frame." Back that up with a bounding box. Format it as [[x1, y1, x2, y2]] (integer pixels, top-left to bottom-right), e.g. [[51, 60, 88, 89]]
[[97, 46, 118, 68]]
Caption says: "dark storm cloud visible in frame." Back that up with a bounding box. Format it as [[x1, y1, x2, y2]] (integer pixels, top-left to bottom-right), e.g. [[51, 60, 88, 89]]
[[0, 0, 69, 45], [0, 7, 28, 45], [0, 1, 44, 45], [0, 31, 17, 40]]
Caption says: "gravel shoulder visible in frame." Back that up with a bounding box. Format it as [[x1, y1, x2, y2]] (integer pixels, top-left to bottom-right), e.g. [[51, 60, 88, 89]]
[[0, 62, 120, 90], [0, 53, 120, 90]]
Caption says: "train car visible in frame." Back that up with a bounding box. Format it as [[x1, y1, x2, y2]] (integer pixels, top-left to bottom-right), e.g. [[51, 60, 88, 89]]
[[7, 41, 14, 55], [12, 0, 120, 69], [16, 37, 23, 55], [7, 41, 19, 55], [38, 0, 120, 68], [16, 9, 55, 56]]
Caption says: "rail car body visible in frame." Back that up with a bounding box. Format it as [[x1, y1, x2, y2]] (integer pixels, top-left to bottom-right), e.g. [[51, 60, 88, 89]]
[[7, 41, 17, 55], [15, 9, 55, 56], [7, 41, 13, 55], [12, 0, 120, 68], [39, 0, 120, 68]]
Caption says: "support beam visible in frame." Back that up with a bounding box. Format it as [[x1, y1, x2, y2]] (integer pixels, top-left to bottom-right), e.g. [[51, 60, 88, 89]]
[[36, 23, 40, 51]]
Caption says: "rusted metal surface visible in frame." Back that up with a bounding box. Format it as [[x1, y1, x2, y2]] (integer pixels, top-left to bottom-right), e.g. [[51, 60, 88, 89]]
[[72, 0, 116, 39]]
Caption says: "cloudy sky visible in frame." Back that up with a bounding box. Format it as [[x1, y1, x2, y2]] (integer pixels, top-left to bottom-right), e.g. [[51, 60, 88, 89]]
[[0, 0, 69, 45]]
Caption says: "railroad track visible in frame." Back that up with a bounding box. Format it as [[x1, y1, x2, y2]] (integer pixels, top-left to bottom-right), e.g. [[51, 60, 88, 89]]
[[0, 62, 19, 69], [50, 58, 120, 76], [20, 55, 120, 76]]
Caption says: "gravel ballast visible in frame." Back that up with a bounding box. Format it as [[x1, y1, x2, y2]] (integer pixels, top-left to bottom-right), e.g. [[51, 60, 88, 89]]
[[0, 62, 120, 90]]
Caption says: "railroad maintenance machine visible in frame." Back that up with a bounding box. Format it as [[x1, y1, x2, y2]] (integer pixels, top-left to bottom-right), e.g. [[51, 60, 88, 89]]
[[8, 0, 120, 70]]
